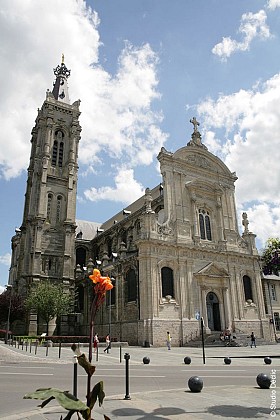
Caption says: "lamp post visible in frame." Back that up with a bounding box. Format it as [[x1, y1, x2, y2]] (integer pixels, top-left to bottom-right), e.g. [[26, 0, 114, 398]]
[[5, 285, 12, 344], [267, 281, 278, 342]]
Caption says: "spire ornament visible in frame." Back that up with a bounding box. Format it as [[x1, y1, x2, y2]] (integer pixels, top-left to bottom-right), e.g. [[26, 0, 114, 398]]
[[187, 117, 207, 150]]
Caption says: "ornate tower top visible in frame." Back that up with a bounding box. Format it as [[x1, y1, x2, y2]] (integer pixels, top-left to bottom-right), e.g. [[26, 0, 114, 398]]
[[187, 117, 207, 150], [52, 54, 71, 103]]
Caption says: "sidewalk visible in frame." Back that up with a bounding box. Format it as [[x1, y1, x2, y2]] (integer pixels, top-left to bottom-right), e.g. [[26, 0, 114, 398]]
[[1, 342, 279, 419]]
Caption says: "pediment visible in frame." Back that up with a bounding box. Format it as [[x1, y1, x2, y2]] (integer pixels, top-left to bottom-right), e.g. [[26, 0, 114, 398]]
[[195, 262, 229, 278]]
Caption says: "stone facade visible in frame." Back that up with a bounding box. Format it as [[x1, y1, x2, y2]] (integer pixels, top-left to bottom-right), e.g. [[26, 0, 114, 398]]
[[9, 59, 81, 334], [75, 125, 269, 346], [9, 63, 271, 344]]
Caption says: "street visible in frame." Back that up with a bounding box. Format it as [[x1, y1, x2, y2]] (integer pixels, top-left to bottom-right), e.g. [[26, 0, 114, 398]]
[[0, 352, 276, 418]]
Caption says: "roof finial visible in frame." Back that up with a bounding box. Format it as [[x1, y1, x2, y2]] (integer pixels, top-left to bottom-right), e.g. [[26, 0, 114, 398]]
[[61, 53, 64, 64], [190, 117, 200, 133], [187, 116, 208, 150]]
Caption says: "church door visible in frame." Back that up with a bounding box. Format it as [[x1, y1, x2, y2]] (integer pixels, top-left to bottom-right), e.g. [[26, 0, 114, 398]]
[[206, 292, 221, 331]]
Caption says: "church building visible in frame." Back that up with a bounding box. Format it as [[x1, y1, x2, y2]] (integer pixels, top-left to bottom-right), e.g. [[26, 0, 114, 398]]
[[9, 59, 272, 345]]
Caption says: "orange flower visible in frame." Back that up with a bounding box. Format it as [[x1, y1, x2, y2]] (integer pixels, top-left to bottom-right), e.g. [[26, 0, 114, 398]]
[[89, 269, 113, 294], [89, 269, 101, 284]]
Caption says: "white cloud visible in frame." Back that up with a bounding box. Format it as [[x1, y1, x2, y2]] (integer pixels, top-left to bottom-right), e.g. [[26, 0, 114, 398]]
[[267, 0, 280, 10], [0, 0, 167, 202], [0, 285, 5, 294], [196, 73, 280, 246], [0, 253, 11, 266], [84, 168, 145, 204], [212, 10, 271, 61]]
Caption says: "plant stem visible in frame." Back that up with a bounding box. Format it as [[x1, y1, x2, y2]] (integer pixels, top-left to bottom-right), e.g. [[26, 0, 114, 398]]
[[87, 294, 98, 408]]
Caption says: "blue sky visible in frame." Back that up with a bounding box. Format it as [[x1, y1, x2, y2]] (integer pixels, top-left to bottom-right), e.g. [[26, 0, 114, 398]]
[[1, 0, 280, 292]]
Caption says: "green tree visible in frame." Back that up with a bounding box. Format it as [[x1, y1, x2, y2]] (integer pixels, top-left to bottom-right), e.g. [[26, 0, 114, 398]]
[[0, 289, 25, 325], [261, 237, 280, 276], [25, 281, 72, 335]]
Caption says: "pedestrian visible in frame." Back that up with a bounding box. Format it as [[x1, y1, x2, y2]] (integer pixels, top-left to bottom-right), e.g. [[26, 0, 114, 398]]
[[166, 331, 172, 350], [104, 334, 111, 353], [93, 333, 99, 353], [250, 331, 256, 348]]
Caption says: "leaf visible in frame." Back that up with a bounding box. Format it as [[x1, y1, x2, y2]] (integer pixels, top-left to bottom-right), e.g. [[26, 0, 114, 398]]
[[89, 381, 105, 410], [24, 388, 89, 412], [77, 353, 96, 376]]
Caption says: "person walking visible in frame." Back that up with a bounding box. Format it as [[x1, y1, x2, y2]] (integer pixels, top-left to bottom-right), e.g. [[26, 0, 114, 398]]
[[93, 333, 99, 353], [104, 334, 111, 353], [166, 331, 172, 350], [250, 331, 256, 348]]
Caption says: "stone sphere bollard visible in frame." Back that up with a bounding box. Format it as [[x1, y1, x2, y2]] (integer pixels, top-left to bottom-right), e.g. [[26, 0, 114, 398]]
[[188, 376, 203, 392], [184, 356, 192, 365], [224, 357, 231, 365], [143, 356, 150, 365], [256, 373, 271, 389], [264, 357, 272, 365]]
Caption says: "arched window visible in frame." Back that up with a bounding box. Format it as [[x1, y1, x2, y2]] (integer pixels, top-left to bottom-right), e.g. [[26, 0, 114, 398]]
[[56, 195, 62, 222], [76, 247, 86, 268], [47, 194, 52, 221], [52, 141, 58, 166], [58, 142, 64, 167], [106, 278, 116, 306], [199, 209, 212, 240], [243, 275, 253, 301], [161, 267, 174, 298], [125, 268, 137, 302]]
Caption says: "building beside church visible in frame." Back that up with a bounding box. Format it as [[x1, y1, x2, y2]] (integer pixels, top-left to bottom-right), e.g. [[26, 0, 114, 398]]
[[9, 60, 274, 344]]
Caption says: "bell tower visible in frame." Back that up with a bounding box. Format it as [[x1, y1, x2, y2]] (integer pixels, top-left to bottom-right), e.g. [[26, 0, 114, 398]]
[[9, 57, 81, 334]]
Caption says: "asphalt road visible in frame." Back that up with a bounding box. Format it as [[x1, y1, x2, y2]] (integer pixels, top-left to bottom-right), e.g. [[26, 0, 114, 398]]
[[0, 359, 275, 418]]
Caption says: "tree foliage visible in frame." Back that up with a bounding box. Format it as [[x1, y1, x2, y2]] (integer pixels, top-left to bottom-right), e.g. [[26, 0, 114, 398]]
[[25, 281, 72, 334], [0, 290, 25, 324], [261, 237, 280, 275]]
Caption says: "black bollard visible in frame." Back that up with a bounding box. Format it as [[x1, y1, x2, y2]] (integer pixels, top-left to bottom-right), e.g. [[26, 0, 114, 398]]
[[256, 373, 271, 389], [120, 344, 122, 363], [59, 342, 62, 359], [124, 353, 131, 400], [143, 356, 150, 365], [264, 357, 272, 365], [35, 341, 38, 355], [224, 357, 231, 365], [188, 376, 203, 392], [184, 356, 191, 365], [73, 356, 78, 397]]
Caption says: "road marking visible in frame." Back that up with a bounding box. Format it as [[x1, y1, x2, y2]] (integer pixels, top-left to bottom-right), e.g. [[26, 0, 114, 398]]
[[0, 366, 53, 369], [0, 372, 53, 376], [181, 369, 247, 372], [198, 375, 257, 378], [78, 374, 165, 378]]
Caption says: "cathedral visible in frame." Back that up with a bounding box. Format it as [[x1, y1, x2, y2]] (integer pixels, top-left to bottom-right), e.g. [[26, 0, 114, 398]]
[[8, 59, 273, 345]]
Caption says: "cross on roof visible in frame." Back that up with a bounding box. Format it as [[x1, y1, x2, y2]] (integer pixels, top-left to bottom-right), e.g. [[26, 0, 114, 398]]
[[190, 117, 200, 132]]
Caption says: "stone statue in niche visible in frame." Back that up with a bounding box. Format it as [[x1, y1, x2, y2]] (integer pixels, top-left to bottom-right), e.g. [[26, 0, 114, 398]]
[[242, 212, 249, 234]]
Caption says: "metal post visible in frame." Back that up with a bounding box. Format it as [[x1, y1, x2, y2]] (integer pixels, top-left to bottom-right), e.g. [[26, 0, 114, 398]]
[[73, 356, 78, 398], [59, 341, 62, 358], [268, 281, 278, 342], [201, 317, 206, 365], [120, 344, 122, 363], [46, 340, 49, 357], [35, 341, 38, 355], [5, 285, 12, 344], [124, 353, 131, 400], [108, 288, 111, 354]]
